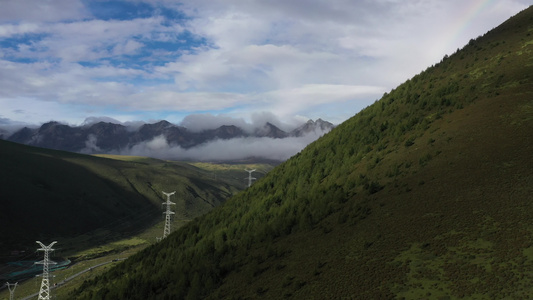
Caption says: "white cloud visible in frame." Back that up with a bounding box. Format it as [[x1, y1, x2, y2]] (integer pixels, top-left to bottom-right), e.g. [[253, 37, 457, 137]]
[[120, 131, 327, 161], [43, 17, 178, 62], [0, 16, 183, 63], [267, 84, 385, 105], [126, 90, 247, 111], [249, 84, 386, 120], [81, 116, 123, 126], [0, 0, 87, 22], [0, 23, 42, 38], [0, 0, 529, 128], [167, 0, 531, 93], [0, 97, 85, 125], [152, 1, 439, 96], [180, 114, 249, 132], [81, 134, 102, 154], [178, 111, 300, 133], [112, 40, 145, 56]]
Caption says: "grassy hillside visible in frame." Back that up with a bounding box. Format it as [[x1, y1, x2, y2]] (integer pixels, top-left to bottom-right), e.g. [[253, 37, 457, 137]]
[[0, 140, 252, 263], [72, 6, 533, 300]]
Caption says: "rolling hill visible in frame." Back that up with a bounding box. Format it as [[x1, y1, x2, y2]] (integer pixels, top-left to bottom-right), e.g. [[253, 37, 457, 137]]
[[0, 139, 261, 264], [70, 5, 533, 299]]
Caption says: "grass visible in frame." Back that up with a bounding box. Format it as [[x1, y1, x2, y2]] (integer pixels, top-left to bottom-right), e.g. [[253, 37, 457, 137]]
[[0, 140, 260, 256], [0, 145, 272, 299], [92, 154, 158, 162], [0, 246, 142, 300], [1, 141, 276, 298], [9, 6, 533, 300], [1, 208, 192, 300]]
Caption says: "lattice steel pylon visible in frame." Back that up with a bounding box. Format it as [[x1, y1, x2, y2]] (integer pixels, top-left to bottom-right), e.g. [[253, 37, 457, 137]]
[[35, 241, 57, 300], [162, 191, 176, 239], [6, 282, 18, 300], [245, 169, 256, 187]]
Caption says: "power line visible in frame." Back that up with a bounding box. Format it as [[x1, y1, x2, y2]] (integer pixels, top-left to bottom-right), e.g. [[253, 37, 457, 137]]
[[161, 191, 176, 240], [6, 282, 17, 300], [35, 241, 57, 300], [2, 192, 185, 280], [244, 169, 256, 187]]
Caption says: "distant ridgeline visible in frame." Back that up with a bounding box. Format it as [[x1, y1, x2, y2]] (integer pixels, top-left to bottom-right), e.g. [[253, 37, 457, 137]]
[[72, 6, 533, 300], [1, 119, 334, 160]]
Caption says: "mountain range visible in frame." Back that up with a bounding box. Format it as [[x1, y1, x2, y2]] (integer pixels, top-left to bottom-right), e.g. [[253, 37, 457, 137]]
[[2, 119, 334, 160]]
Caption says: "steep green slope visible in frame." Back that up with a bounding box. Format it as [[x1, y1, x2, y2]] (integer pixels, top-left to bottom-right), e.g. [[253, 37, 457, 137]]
[[72, 6, 533, 300], [0, 140, 241, 260]]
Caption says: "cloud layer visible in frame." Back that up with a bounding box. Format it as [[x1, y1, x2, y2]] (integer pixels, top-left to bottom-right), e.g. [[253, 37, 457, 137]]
[[0, 0, 530, 126], [119, 132, 325, 162]]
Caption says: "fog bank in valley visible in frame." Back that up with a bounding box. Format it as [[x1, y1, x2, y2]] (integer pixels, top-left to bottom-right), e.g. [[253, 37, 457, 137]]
[[119, 131, 325, 162]]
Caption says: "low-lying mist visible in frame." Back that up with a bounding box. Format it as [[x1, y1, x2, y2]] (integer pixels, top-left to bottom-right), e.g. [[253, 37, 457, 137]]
[[114, 131, 325, 162]]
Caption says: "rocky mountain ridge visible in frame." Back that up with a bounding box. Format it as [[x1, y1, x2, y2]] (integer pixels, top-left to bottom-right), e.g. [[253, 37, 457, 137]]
[[3, 119, 334, 158]]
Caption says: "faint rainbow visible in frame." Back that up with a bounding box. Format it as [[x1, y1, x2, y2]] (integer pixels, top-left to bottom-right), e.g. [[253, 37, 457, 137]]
[[445, 0, 494, 50]]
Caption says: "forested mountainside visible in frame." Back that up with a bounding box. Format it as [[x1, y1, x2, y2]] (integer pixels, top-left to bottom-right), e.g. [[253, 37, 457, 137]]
[[73, 6, 533, 299], [0, 140, 240, 258]]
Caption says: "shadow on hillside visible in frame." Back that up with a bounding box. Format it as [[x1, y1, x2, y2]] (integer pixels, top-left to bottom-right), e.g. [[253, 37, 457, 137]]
[[0, 140, 161, 264]]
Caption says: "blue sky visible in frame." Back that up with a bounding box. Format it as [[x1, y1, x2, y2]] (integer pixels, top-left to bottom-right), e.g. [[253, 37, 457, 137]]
[[0, 0, 530, 129]]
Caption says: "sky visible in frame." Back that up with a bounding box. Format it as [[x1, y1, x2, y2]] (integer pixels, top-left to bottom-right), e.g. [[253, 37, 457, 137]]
[[0, 0, 530, 130]]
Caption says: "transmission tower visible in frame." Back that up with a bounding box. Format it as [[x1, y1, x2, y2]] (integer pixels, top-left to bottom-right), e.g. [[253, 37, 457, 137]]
[[245, 169, 256, 187], [6, 282, 17, 300], [162, 191, 176, 239], [35, 241, 57, 300]]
